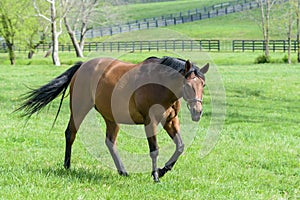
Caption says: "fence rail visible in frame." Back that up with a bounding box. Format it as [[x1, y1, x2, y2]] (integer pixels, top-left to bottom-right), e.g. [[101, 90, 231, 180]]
[[233, 40, 299, 52]]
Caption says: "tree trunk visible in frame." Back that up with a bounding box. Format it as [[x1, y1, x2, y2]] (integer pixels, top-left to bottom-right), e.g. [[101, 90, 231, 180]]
[[265, 0, 270, 57], [79, 22, 88, 51], [64, 17, 84, 58], [28, 50, 34, 59], [297, 0, 300, 63], [288, 3, 292, 64], [8, 44, 16, 65], [260, 0, 270, 57], [50, 0, 60, 66]]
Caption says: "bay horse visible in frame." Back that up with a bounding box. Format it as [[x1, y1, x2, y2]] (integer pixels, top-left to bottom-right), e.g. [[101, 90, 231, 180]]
[[17, 56, 209, 182]]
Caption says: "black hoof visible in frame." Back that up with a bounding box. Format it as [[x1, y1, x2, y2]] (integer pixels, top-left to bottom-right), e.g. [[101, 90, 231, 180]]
[[64, 162, 70, 169], [118, 170, 129, 176], [158, 167, 170, 178], [151, 171, 160, 183]]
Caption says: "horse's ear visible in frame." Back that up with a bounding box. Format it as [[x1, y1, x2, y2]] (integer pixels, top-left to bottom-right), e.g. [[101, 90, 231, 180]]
[[185, 60, 192, 72], [200, 63, 209, 74]]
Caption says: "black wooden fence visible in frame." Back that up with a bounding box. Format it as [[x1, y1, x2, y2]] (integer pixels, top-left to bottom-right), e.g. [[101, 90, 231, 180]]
[[0, 40, 220, 52], [3, 40, 299, 53], [83, 40, 220, 52], [233, 40, 299, 52], [80, 0, 259, 38]]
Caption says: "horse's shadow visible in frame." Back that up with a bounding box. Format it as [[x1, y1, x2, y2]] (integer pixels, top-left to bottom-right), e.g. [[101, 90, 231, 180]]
[[39, 164, 117, 184]]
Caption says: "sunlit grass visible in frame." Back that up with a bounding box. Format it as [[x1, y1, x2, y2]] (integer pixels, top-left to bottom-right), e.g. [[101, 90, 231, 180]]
[[0, 51, 299, 199]]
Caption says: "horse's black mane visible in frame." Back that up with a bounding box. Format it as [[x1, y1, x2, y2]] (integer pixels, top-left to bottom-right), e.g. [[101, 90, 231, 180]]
[[144, 56, 205, 80]]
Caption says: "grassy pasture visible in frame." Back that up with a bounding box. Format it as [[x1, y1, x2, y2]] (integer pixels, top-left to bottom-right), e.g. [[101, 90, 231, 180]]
[[0, 51, 299, 199], [1, 0, 299, 199], [119, 0, 232, 21]]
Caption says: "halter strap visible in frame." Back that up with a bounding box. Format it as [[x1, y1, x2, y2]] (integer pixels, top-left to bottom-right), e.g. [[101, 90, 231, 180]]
[[186, 98, 203, 104]]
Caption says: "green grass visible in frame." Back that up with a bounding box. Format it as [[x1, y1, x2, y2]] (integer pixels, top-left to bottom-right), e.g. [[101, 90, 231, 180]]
[[0, 51, 299, 199], [115, 0, 233, 22]]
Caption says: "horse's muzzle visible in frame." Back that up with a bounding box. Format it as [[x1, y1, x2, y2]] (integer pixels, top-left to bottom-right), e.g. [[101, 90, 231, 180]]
[[190, 108, 202, 122]]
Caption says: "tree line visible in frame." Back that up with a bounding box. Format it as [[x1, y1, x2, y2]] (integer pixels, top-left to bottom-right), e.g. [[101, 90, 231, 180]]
[[0, 0, 123, 66]]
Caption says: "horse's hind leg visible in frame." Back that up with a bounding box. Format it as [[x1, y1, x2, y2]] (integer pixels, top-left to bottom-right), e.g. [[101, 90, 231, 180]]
[[64, 100, 93, 169], [64, 118, 76, 169], [104, 119, 128, 176]]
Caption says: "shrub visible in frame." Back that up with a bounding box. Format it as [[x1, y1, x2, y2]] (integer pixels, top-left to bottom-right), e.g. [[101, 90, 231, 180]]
[[255, 54, 271, 64], [282, 55, 288, 63]]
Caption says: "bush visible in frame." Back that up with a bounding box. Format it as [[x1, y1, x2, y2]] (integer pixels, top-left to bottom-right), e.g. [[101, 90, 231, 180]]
[[255, 54, 271, 64], [282, 55, 288, 63]]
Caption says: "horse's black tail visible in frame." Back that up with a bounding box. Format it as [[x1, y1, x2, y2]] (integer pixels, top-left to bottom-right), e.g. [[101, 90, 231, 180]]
[[16, 61, 83, 125]]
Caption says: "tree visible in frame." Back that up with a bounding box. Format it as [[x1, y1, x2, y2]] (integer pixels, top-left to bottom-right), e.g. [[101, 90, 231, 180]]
[[62, 0, 99, 58], [257, 0, 277, 58], [273, 0, 299, 64], [34, 0, 69, 66], [17, 4, 50, 59], [295, 0, 300, 62], [0, 0, 27, 65]]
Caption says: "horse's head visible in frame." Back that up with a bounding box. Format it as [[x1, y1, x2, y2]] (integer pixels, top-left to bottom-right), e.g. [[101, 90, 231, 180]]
[[182, 61, 209, 122]]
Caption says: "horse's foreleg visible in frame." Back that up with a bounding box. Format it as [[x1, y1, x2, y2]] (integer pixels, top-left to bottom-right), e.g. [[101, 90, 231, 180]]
[[159, 117, 184, 178], [105, 119, 128, 176], [145, 122, 159, 182]]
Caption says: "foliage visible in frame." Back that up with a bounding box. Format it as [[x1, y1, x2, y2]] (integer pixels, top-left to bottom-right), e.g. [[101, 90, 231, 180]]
[[254, 54, 271, 64], [282, 54, 289, 63]]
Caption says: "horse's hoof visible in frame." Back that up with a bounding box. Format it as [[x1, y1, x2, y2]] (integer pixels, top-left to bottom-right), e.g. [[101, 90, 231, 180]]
[[118, 170, 129, 176], [64, 162, 70, 169], [158, 168, 166, 178], [152, 171, 160, 183]]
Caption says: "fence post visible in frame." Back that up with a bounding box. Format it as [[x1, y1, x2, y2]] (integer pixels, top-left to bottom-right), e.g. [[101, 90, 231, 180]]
[[165, 40, 167, 51], [200, 40, 202, 51], [133, 41, 135, 52]]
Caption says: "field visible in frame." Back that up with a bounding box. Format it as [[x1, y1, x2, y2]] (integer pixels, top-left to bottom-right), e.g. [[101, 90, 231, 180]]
[[0, 51, 299, 199], [1, 0, 300, 199]]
